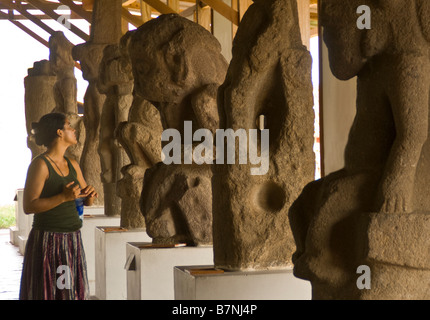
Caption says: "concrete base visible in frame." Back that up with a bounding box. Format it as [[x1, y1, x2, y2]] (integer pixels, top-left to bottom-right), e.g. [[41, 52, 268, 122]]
[[9, 226, 18, 246], [80, 214, 120, 296], [11, 189, 33, 255], [126, 243, 214, 300], [174, 265, 312, 300], [95, 227, 152, 300]]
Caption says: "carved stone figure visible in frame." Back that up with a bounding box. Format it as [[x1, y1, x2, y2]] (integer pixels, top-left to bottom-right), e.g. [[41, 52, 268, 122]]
[[116, 96, 163, 228], [127, 14, 228, 244], [49, 31, 78, 115], [97, 44, 134, 217], [289, 0, 430, 299], [212, 0, 315, 270], [71, 0, 123, 209], [72, 43, 106, 207], [115, 32, 163, 229], [49, 31, 85, 163], [24, 60, 56, 159]]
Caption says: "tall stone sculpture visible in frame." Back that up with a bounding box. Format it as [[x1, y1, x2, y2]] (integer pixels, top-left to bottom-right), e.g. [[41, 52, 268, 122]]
[[289, 0, 430, 299], [212, 0, 315, 270], [97, 44, 134, 217], [127, 14, 228, 245], [24, 60, 56, 159], [49, 31, 85, 163], [72, 0, 123, 209], [116, 32, 163, 229]]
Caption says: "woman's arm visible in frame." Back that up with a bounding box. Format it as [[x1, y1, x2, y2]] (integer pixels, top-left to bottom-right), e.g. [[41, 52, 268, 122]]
[[23, 158, 80, 214], [70, 158, 98, 206]]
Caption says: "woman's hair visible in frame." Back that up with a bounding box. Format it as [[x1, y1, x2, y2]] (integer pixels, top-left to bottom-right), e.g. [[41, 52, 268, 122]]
[[31, 112, 66, 147]]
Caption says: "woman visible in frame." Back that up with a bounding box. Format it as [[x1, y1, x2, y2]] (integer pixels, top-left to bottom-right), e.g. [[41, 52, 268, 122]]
[[19, 112, 97, 300]]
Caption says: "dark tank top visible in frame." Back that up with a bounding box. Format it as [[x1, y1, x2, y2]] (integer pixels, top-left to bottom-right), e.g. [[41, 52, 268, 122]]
[[32, 155, 82, 232]]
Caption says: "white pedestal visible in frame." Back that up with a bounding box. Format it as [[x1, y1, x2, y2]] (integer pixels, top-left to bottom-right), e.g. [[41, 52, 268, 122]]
[[174, 265, 312, 300], [11, 189, 33, 254], [80, 214, 120, 296], [126, 242, 214, 300], [95, 227, 152, 300]]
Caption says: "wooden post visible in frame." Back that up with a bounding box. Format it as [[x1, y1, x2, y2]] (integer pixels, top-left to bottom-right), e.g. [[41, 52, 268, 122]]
[[296, 0, 310, 49], [196, 1, 211, 32]]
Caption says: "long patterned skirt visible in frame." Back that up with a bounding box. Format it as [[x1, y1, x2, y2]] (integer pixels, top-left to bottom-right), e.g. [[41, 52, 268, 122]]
[[19, 228, 89, 300]]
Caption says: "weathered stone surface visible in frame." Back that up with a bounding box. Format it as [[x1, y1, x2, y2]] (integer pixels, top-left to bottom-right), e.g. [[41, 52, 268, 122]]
[[97, 44, 134, 217], [127, 14, 228, 244], [116, 99, 162, 229], [289, 0, 430, 299], [71, 0, 123, 208], [140, 163, 213, 245], [49, 31, 85, 163], [212, 0, 315, 270], [24, 60, 56, 159], [49, 31, 78, 115], [115, 32, 163, 229], [72, 43, 105, 207]]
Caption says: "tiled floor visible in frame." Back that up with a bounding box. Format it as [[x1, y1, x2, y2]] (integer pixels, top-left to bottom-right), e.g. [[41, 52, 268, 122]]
[[0, 229, 23, 300]]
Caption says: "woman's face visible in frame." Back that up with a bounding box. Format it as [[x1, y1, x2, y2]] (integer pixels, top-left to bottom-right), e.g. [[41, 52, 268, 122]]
[[61, 119, 77, 145]]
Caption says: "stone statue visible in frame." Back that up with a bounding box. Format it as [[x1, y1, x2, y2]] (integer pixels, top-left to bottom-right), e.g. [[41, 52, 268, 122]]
[[127, 14, 228, 245], [72, 43, 106, 207], [212, 0, 315, 270], [49, 31, 85, 163], [49, 31, 78, 115], [97, 44, 134, 217], [24, 60, 57, 159], [71, 0, 123, 209], [289, 0, 430, 299], [115, 96, 163, 228]]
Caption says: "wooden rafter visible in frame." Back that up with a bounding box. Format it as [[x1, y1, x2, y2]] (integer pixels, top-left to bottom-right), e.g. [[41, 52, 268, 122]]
[[0, 10, 49, 47], [201, 0, 239, 25], [57, 0, 92, 22], [140, 0, 177, 15], [1, 0, 56, 36], [121, 6, 143, 28], [25, 0, 90, 41]]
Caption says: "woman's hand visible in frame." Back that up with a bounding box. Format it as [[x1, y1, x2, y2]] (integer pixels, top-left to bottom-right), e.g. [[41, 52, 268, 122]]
[[62, 182, 81, 202], [80, 185, 98, 206], [80, 185, 98, 198]]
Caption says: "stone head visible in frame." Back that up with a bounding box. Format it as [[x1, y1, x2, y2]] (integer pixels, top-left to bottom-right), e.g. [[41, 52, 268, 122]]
[[127, 14, 228, 104], [98, 44, 133, 93], [321, 0, 387, 80], [72, 43, 106, 81], [49, 31, 75, 74]]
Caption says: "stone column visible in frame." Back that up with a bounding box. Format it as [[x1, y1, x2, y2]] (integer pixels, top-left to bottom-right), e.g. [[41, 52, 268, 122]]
[[97, 43, 134, 218], [24, 60, 57, 159], [72, 0, 123, 210], [49, 31, 85, 164], [213, 0, 315, 271], [289, 0, 430, 299]]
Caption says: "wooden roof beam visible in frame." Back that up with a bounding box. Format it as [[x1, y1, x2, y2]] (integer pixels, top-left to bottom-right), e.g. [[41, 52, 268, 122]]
[[0, 10, 49, 47], [1, 0, 56, 36], [57, 0, 92, 22], [121, 7, 143, 28], [140, 0, 177, 14], [201, 0, 239, 25], [25, 0, 90, 41]]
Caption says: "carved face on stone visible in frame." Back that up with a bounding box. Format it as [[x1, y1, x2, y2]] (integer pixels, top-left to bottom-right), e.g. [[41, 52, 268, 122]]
[[49, 31, 75, 74], [72, 43, 106, 81], [127, 14, 227, 104], [321, 0, 368, 80]]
